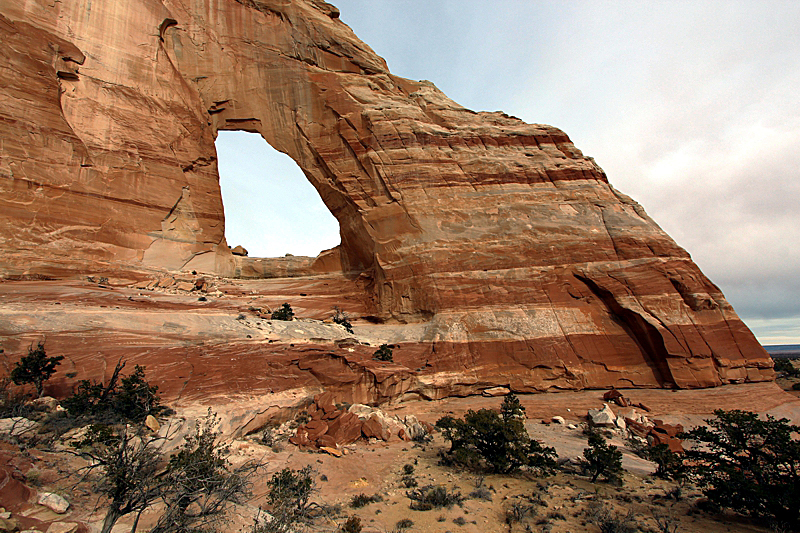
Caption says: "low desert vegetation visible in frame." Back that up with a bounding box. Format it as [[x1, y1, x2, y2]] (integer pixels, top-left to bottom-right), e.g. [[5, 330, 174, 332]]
[[10, 341, 63, 398], [772, 356, 800, 377], [59, 359, 164, 426], [407, 485, 464, 510], [338, 515, 362, 533], [332, 306, 354, 334], [252, 465, 318, 533], [435, 393, 559, 475], [4, 345, 800, 533], [372, 344, 393, 362], [640, 443, 687, 482], [349, 492, 383, 508], [582, 427, 625, 484], [71, 410, 259, 533], [270, 303, 295, 321], [681, 409, 800, 530]]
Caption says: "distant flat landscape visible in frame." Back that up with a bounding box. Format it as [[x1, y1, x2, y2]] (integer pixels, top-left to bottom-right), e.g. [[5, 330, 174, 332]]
[[763, 344, 800, 358]]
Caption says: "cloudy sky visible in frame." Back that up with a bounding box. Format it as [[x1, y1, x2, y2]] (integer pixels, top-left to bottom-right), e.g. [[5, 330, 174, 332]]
[[216, 1, 800, 345]]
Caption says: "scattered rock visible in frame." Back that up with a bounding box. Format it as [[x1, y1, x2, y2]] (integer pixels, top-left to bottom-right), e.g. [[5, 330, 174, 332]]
[[652, 420, 683, 438], [602, 389, 623, 401], [37, 492, 69, 514], [0, 516, 19, 532], [144, 415, 160, 433], [30, 397, 59, 412], [320, 446, 342, 457], [551, 416, 565, 424], [482, 386, 511, 397], [587, 404, 616, 427], [231, 245, 248, 256]]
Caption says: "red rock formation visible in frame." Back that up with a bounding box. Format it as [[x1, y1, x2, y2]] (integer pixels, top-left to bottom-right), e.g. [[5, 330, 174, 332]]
[[0, 0, 772, 394]]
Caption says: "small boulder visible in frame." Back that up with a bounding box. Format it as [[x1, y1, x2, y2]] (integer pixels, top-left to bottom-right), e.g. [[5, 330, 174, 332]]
[[289, 428, 311, 447], [31, 397, 59, 412], [603, 389, 623, 401], [361, 415, 389, 441], [231, 245, 249, 256], [317, 434, 338, 449], [315, 392, 337, 414], [328, 412, 362, 444], [482, 386, 511, 397], [144, 415, 160, 433], [652, 420, 683, 437], [37, 492, 69, 514], [320, 446, 342, 457], [551, 416, 566, 424], [587, 403, 616, 427], [348, 404, 377, 419], [0, 516, 20, 532], [304, 420, 328, 441]]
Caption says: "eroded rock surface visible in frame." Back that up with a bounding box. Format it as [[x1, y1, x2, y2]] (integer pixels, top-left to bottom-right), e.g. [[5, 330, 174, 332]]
[[0, 0, 772, 394]]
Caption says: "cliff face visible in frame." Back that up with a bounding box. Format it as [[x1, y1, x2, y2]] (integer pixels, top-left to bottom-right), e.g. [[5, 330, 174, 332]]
[[0, 0, 772, 391]]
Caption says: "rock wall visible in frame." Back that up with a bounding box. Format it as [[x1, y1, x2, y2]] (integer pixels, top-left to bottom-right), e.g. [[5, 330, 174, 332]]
[[0, 0, 772, 389]]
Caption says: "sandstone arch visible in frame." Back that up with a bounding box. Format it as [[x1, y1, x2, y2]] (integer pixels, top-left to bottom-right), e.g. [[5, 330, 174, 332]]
[[0, 0, 773, 391]]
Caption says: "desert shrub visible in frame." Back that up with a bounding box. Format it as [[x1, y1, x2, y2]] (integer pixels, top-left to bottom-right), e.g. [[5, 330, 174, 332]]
[[505, 501, 535, 525], [682, 409, 800, 528], [372, 344, 393, 362], [453, 516, 467, 526], [652, 509, 680, 533], [436, 393, 558, 474], [332, 306, 354, 334], [339, 515, 362, 533], [10, 341, 63, 398], [468, 486, 492, 501], [73, 411, 256, 533], [586, 503, 637, 533], [582, 428, 624, 483], [792, 383, 800, 391], [151, 411, 258, 533], [641, 443, 686, 482], [349, 493, 382, 508], [772, 357, 800, 377], [73, 423, 166, 533], [400, 475, 418, 488], [394, 518, 414, 530], [271, 303, 294, 321], [265, 466, 316, 527], [407, 485, 463, 510], [61, 360, 162, 425]]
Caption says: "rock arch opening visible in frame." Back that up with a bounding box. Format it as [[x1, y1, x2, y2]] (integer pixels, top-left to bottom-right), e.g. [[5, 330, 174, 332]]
[[215, 130, 341, 262]]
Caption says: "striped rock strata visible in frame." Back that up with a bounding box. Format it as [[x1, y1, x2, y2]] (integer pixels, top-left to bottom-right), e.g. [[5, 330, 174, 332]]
[[0, 0, 772, 394]]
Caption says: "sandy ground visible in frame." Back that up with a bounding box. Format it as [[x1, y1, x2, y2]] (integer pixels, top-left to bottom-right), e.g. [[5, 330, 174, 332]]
[[3, 380, 799, 533]]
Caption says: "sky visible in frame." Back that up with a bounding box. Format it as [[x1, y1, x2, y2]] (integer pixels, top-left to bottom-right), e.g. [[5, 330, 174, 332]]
[[216, 1, 800, 345]]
